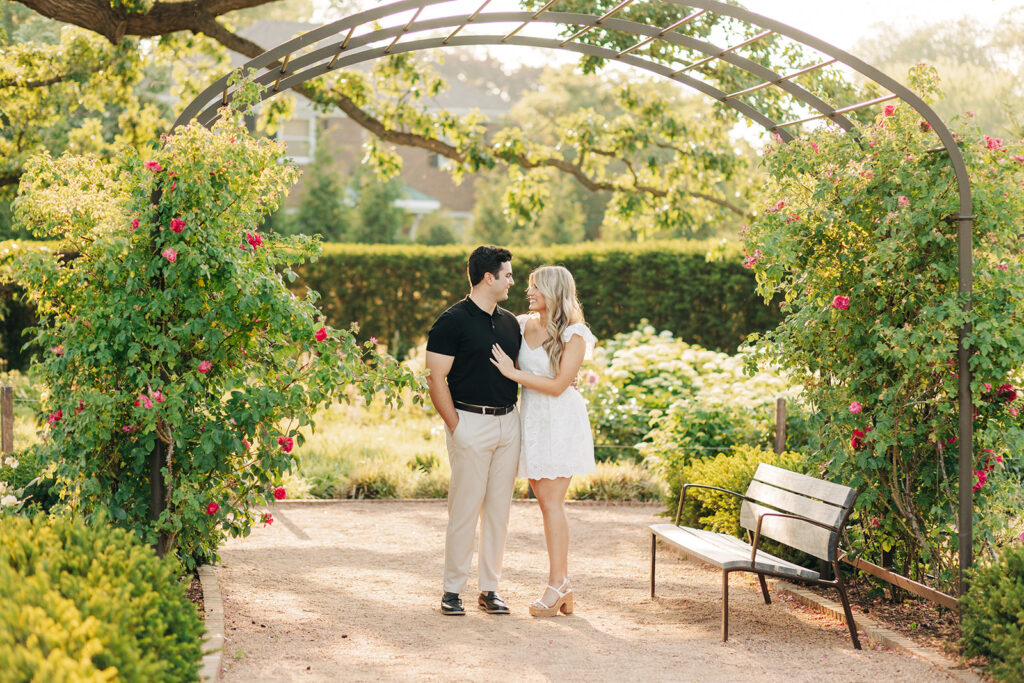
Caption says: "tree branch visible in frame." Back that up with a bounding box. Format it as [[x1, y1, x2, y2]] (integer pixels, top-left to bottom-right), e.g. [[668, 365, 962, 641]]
[[12, 0, 748, 217]]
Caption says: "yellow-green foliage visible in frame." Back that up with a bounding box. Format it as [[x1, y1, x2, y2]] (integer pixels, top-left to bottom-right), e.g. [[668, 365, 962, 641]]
[[673, 445, 807, 536], [961, 544, 1024, 682], [568, 461, 664, 502], [0, 515, 203, 682]]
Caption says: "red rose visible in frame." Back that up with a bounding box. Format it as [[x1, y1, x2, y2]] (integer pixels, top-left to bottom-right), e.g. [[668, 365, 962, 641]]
[[883, 104, 895, 117], [130, 218, 139, 230], [198, 360, 212, 373], [273, 487, 286, 500], [170, 217, 185, 233], [206, 502, 220, 515], [247, 232, 263, 249], [850, 428, 866, 450], [832, 295, 850, 310], [277, 436, 294, 453], [261, 512, 274, 526], [998, 384, 1017, 402], [315, 327, 327, 342]]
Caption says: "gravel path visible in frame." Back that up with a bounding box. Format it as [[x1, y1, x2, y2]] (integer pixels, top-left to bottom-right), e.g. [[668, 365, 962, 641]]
[[216, 500, 957, 682]]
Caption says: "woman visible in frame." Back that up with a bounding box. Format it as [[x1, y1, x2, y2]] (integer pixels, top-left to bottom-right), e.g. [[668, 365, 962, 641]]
[[490, 265, 596, 617]]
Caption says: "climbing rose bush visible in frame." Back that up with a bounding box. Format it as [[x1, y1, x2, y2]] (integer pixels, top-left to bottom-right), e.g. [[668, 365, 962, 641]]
[[8, 85, 424, 568], [742, 66, 1024, 590]]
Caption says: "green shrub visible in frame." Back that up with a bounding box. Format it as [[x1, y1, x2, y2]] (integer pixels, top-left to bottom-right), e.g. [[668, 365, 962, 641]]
[[665, 445, 807, 536], [0, 515, 203, 682], [298, 241, 780, 358], [961, 544, 1024, 682], [567, 462, 663, 502], [410, 468, 449, 499], [345, 461, 413, 499]]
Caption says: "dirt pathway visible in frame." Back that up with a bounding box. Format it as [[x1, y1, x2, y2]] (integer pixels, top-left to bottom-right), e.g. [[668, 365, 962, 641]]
[[216, 500, 958, 682]]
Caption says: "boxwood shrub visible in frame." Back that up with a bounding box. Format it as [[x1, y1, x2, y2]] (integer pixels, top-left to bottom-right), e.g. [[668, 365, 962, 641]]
[[961, 543, 1024, 682], [0, 514, 204, 681]]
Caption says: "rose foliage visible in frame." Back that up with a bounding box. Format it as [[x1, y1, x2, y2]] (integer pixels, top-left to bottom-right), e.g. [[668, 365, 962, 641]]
[[5, 77, 424, 568], [742, 66, 1024, 591]]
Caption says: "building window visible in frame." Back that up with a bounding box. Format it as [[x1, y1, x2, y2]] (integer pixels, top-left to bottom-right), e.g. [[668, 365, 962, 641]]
[[278, 117, 316, 164]]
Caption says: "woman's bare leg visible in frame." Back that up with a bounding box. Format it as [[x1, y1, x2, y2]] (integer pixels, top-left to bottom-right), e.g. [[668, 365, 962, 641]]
[[530, 476, 573, 604]]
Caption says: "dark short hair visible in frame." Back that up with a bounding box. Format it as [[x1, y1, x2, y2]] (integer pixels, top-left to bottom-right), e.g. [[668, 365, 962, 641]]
[[467, 245, 512, 286]]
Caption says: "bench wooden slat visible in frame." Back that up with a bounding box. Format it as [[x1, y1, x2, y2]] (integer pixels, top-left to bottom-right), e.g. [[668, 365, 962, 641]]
[[752, 463, 857, 508], [650, 524, 820, 580], [744, 480, 846, 529], [740, 501, 838, 561]]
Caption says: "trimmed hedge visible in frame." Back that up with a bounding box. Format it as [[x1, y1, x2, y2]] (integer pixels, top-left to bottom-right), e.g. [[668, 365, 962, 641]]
[[302, 241, 780, 356], [2, 240, 780, 369], [961, 543, 1024, 682], [0, 514, 204, 681]]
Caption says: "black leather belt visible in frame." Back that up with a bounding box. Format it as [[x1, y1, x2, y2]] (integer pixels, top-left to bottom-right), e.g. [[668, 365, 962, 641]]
[[453, 401, 516, 416]]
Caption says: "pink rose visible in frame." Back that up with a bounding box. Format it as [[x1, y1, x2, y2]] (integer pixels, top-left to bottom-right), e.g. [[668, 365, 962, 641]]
[[247, 232, 263, 249], [849, 401, 862, 414], [161, 248, 178, 263], [1010, 406, 1019, 417], [315, 327, 327, 342], [206, 502, 220, 515], [170, 217, 185, 233], [785, 213, 800, 224], [278, 435, 294, 453], [137, 394, 153, 409], [369, 336, 378, 345], [883, 104, 895, 117], [273, 487, 287, 500], [130, 218, 139, 230], [152, 390, 165, 403], [1014, 155, 1024, 163], [984, 136, 1003, 151], [897, 196, 910, 207], [809, 142, 818, 153], [972, 469, 987, 492], [197, 360, 212, 373], [144, 161, 162, 172], [261, 512, 274, 526], [242, 439, 251, 451], [869, 517, 881, 528], [997, 262, 1008, 271], [742, 249, 763, 269], [121, 425, 135, 433], [832, 295, 850, 310], [50, 345, 64, 356], [766, 200, 786, 213], [47, 409, 63, 426]]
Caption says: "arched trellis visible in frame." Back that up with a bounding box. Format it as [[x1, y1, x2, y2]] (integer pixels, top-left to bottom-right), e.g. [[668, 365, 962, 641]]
[[174, 0, 976, 591]]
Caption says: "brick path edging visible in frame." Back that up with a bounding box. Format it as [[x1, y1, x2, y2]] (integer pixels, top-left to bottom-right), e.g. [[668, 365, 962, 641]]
[[197, 565, 225, 683], [770, 580, 980, 682]]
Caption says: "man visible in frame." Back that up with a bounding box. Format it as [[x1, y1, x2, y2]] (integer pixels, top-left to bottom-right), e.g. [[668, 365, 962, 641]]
[[425, 245, 522, 616]]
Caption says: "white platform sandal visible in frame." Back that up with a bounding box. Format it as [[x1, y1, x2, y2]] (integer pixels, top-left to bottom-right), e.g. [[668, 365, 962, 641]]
[[529, 578, 573, 617]]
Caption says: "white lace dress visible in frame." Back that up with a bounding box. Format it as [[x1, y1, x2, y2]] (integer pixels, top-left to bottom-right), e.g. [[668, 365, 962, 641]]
[[516, 314, 597, 480]]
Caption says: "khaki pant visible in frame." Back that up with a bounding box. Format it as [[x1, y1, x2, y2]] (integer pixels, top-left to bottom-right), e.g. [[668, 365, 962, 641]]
[[443, 407, 521, 594]]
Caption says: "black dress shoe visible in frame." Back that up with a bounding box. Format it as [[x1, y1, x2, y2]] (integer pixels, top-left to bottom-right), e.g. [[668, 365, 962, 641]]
[[441, 592, 465, 616], [478, 591, 510, 614]]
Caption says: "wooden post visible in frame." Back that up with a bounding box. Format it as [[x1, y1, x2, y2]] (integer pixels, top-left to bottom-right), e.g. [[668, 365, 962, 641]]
[[1, 386, 13, 453], [773, 398, 786, 454]]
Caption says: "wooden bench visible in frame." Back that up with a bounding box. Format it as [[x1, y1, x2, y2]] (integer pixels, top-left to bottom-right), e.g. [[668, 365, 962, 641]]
[[649, 463, 861, 649]]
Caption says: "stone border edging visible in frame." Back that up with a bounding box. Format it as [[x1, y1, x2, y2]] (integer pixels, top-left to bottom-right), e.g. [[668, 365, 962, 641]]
[[771, 581, 981, 682], [197, 565, 224, 683]]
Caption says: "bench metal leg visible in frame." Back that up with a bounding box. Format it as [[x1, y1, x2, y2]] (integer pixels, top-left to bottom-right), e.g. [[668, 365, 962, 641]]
[[757, 573, 771, 605], [721, 571, 729, 642], [833, 561, 862, 650], [650, 533, 656, 598]]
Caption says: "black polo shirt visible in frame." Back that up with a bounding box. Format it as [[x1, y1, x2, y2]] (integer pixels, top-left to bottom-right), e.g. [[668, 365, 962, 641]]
[[426, 297, 521, 407]]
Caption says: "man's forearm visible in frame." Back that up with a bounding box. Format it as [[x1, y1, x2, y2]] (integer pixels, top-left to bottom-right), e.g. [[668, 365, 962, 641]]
[[427, 377, 459, 431]]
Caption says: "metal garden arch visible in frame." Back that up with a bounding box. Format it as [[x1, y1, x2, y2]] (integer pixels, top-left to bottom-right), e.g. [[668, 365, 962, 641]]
[[174, 0, 977, 592]]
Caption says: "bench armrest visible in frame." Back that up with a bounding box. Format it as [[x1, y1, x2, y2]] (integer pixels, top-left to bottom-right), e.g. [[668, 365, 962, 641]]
[[750, 511, 839, 565], [675, 483, 750, 526]]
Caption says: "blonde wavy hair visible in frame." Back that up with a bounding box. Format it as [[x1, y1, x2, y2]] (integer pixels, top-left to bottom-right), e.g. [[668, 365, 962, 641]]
[[530, 265, 586, 374]]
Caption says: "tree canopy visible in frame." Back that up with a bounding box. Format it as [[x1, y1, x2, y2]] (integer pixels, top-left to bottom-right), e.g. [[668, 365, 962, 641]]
[[2, 0, 871, 241]]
